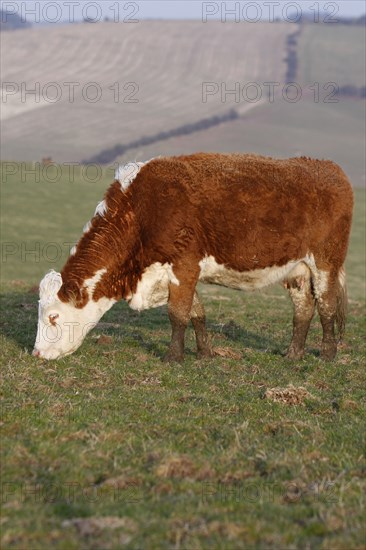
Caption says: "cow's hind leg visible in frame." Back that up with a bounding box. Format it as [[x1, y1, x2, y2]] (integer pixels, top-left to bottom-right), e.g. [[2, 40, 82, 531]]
[[164, 263, 199, 363], [312, 268, 338, 360], [285, 263, 315, 360], [190, 291, 213, 359]]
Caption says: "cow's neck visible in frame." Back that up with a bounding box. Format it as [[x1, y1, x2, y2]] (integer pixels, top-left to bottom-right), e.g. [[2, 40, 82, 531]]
[[60, 200, 143, 303]]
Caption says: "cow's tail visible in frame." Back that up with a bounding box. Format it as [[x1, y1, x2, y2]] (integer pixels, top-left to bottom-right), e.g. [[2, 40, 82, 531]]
[[335, 266, 348, 341]]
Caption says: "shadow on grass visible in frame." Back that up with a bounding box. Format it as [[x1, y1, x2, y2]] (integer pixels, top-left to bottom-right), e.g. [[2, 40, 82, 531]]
[[0, 289, 290, 362], [208, 319, 283, 355]]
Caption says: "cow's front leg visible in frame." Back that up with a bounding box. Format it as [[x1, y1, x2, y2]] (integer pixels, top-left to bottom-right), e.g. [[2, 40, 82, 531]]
[[285, 263, 315, 360], [190, 291, 213, 359], [163, 264, 199, 363]]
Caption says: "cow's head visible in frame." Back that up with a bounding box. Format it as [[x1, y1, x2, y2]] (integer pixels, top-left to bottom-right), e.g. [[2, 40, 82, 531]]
[[33, 270, 115, 360]]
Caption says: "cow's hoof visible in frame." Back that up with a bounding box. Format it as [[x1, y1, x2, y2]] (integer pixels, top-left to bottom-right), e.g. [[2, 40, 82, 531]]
[[286, 347, 304, 360], [197, 347, 215, 360], [320, 342, 337, 361], [162, 351, 184, 364]]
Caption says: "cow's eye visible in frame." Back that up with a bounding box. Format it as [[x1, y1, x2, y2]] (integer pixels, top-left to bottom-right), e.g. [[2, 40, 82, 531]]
[[49, 313, 59, 326]]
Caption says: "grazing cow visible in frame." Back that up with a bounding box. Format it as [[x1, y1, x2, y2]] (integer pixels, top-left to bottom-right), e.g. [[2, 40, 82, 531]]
[[33, 153, 353, 362]]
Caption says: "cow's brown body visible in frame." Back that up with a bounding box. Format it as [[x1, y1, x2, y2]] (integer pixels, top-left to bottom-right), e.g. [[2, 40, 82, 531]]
[[58, 153, 353, 361]]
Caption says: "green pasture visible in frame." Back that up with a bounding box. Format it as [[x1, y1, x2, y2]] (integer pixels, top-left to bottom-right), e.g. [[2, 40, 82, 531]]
[[0, 164, 365, 549], [298, 24, 366, 88]]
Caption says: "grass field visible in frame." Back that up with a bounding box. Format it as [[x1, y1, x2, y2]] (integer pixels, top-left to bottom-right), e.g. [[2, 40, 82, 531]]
[[298, 24, 366, 87], [1, 165, 365, 549]]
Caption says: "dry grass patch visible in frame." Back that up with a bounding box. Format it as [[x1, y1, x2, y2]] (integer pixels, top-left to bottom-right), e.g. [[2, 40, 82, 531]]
[[141, 376, 162, 386], [169, 517, 249, 547], [304, 450, 329, 463], [264, 420, 313, 436], [152, 482, 174, 496], [58, 430, 90, 443], [213, 347, 243, 360], [156, 455, 197, 479], [59, 377, 78, 389], [156, 455, 215, 481], [62, 516, 137, 537], [96, 335, 114, 346], [281, 479, 309, 503], [341, 399, 360, 411], [220, 470, 254, 484], [101, 474, 143, 490], [265, 384, 314, 405]]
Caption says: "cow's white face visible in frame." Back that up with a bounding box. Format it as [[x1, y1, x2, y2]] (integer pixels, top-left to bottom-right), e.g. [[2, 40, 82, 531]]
[[33, 270, 115, 360]]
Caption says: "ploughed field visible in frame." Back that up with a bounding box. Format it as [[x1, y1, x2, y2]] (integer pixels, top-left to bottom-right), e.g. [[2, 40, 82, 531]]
[[0, 164, 365, 549], [1, 21, 288, 163]]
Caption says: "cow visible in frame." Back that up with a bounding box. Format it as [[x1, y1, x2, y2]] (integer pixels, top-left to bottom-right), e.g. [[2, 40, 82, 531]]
[[33, 153, 353, 362]]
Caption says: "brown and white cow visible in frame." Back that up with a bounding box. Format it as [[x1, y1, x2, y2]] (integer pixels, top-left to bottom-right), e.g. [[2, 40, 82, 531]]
[[33, 153, 353, 362]]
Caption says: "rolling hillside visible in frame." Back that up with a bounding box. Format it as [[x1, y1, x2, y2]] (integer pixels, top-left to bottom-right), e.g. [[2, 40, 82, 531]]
[[117, 96, 365, 187], [1, 20, 364, 187], [1, 20, 288, 162], [298, 24, 366, 88]]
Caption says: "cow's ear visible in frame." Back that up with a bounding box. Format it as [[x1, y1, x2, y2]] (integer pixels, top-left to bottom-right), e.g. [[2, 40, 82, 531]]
[[58, 280, 87, 308]]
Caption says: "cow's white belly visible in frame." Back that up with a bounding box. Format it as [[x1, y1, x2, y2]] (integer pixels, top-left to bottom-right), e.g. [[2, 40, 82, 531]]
[[198, 255, 304, 291], [128, 256, 308, 311]]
